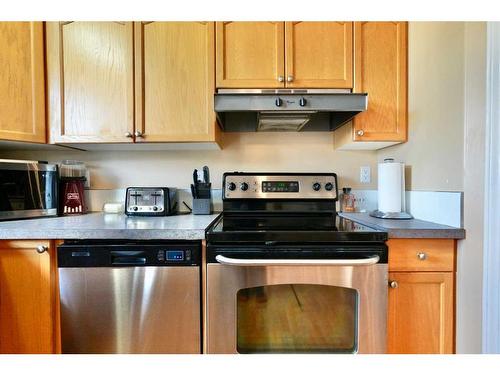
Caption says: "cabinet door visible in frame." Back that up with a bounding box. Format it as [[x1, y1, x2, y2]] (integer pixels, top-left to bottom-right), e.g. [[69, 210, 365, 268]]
[[0, 240, 58, 353], [135, 22, 218, 142], [216, 22, 285, 88], [388, 272, 454, 354], [285, 22, 353, 88], [353, 22, 407, 142], [46, 22, 134, 143], [0, 22, 45, 143]]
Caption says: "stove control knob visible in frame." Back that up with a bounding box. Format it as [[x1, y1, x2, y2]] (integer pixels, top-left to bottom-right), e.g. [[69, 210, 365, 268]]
[[227, 182, 236, 191], [153, 206, 158, 211], [240, 182, 249, 191], [312, 182, 321, 191], [133, 206, 138, 211], [325, 182, 334, 191]]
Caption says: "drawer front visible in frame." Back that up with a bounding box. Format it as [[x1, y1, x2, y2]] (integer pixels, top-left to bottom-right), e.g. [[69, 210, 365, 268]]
[[388, 239, 455, 272]]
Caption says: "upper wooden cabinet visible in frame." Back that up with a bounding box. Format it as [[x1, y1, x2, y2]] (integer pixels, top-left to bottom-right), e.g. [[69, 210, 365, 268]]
[[47, 21, 219, 146], [135, 22, 219, 142], [47, 22, 135, 143], [216, 21, 353, 89], [216, 22, 284, 88], [0, 240, 59, 354], [285, 22, 353, 88], [353, 22, 408, 142], [0, 22, 46, 143]]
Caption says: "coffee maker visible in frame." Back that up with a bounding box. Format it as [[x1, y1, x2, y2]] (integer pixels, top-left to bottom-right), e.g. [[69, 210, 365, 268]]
[[59, 160, 88, 215]]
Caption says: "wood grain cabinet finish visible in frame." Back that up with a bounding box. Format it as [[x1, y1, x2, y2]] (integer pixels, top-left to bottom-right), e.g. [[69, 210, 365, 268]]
[[46, 22, 135, 143], [387, 239, 456, 354], [388, 272, 454, 354], [353, 22, 408, 142], [0, 240, 60, 354], [0, 22, 46, 143], [135, 22, 219, 142], [285, 22, 353, 88], [216, 21, 353, 89], [216, 22, 285, 88]]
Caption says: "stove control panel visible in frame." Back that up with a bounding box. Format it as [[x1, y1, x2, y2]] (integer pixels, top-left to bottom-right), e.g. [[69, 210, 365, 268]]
[[223, 173, 338, 200]]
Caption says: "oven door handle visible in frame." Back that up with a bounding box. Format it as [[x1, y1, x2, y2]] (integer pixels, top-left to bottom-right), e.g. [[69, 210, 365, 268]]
[[214, 254, 380, 267]]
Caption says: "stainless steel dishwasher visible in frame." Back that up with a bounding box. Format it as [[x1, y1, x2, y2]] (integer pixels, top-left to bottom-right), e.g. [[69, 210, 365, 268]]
[[57, 240, 201, 354]]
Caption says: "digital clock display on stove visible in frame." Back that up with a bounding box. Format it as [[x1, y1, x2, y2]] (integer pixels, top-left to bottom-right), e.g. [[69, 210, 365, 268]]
[[262, 181, 299, 193]]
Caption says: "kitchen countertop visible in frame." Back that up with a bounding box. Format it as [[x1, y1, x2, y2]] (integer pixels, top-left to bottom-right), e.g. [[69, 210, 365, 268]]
[[0, 212, 220, 240], [339, 212, 465, 239], [0, 211, 465, 241]]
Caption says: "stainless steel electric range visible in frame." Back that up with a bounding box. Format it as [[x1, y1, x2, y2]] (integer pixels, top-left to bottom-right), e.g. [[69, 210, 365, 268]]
[[205, 172, 388, 354]]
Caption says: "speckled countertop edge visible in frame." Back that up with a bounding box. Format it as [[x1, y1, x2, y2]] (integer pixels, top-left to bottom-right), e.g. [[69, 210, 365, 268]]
[[340, 212, 465, 239], [0, 212, 221, 241]]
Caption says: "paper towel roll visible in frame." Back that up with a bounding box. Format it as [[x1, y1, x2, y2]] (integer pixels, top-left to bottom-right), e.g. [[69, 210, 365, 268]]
[[378, 160, 404, 213]]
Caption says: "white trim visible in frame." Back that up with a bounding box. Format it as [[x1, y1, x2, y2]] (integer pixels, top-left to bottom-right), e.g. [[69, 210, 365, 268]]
[[482, 21, 500, 354]]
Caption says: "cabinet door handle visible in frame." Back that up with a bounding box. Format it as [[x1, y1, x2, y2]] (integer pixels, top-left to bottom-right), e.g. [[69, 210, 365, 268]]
[[36, 245, 48, 254], [356, 130, 364, 136], [417, 252, 427, 260], [287, 75, 294, 82], [278, 75, 284, 82], [125, 131, 133, 138], [134, 131, 144, 138], [389, 280, 398, 289]]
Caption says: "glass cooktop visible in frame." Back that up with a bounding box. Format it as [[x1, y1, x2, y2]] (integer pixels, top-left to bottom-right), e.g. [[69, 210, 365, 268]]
[[206, 213, 387, 243]]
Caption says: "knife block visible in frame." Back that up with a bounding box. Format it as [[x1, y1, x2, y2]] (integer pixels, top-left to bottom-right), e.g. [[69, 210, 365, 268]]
[[192, 198, 212, 215]]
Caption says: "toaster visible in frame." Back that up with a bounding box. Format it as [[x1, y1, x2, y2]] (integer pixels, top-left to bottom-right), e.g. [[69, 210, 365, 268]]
[[125, 187, 178, 216]]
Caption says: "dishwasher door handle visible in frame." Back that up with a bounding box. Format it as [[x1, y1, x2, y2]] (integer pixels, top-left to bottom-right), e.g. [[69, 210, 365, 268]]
[[214, 254, 380, 267], [112, 257, 147, 266], [110, 251, 147, 266]]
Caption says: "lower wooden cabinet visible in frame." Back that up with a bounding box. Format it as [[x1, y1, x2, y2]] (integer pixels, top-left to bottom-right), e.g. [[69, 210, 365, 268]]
[[0, 240, 60, 354], [387, 239, 456, 354], [388, 272, 454, 354]]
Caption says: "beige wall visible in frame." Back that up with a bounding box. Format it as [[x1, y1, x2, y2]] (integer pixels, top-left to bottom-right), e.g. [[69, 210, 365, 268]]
[[0, 132, 379, 190], [378, 22, 465, 192]]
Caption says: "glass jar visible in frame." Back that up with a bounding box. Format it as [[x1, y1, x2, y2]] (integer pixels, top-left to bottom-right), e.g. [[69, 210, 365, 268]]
[[341, 187, 355, 212]]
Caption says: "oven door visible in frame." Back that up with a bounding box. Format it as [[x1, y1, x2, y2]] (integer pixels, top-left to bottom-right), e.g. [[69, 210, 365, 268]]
[[206, 247, 388, 354]]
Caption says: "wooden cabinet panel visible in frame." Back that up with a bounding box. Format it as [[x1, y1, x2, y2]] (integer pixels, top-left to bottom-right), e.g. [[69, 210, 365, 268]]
[[353, 22, 407, 142], [387, 272, 454, 354], [285, 22, 353, 88], [47, 22, 134, 143], [388, 239, 456, 272], [0, 240, 59, 354], [135, 22, 218, 142], [0, 22, 45, 143], [216, 22, 285, 88]]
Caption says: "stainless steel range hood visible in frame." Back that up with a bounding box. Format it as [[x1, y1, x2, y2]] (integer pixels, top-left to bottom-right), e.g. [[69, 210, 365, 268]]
[[214, 89, 368, 132]]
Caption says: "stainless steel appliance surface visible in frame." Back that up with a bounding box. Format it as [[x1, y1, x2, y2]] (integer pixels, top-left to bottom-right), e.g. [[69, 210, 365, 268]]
[[205, 172, 388, 354], [125, 187, 178, 216], [0, 159, 58, 221], [58, 240, 201, 354], [214, 89, 367, 132]]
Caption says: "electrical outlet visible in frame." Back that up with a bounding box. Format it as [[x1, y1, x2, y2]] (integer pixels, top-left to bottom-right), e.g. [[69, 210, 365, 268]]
[[360, 166, 371, 183]]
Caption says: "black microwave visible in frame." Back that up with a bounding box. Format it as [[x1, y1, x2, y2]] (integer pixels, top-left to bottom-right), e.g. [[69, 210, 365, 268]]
[[0, 160, 58, 221]]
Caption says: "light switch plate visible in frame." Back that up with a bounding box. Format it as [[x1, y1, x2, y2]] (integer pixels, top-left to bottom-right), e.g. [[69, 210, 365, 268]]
[[360, 166, 371, 183]]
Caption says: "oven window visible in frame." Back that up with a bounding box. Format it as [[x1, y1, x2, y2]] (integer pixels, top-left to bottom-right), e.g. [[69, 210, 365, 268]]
[[237, 284, 358, 353]]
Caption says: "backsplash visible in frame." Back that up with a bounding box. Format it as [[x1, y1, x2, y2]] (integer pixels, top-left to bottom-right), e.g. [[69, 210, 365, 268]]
[[86, 188, 463, 227]]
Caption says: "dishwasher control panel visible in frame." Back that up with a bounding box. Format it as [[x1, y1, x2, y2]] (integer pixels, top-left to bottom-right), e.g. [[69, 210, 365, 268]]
[[58, 241, 200, 267], [157, 249, 191, 263]]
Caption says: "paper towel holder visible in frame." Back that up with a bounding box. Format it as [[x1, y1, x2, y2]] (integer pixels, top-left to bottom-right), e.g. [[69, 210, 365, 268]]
[[370, 158, 413, 220]]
